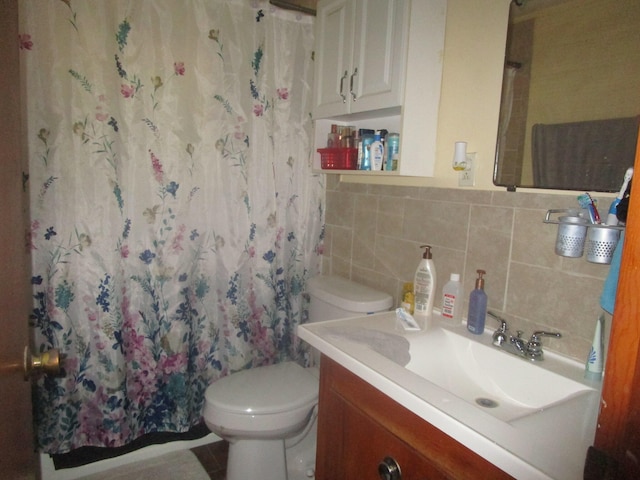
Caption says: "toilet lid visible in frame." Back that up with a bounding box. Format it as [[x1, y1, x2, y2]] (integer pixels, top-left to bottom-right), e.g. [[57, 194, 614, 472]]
[[205, 361, 319, 415]]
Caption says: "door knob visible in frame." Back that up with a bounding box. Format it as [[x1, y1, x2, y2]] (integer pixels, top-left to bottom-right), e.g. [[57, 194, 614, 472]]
[[378, 456, 402, 480], [23, 346, 61, 380]]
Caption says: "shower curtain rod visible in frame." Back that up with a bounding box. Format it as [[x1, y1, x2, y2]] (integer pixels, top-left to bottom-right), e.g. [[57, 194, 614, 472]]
[[269, 0, 316, 16]]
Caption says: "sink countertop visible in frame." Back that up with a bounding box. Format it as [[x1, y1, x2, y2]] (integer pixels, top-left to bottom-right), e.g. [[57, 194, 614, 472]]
[[297, 311, 601, 480]]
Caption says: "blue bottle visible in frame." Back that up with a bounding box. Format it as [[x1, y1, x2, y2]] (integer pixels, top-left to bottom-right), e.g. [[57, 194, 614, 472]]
[[467, 269, 487, 334]]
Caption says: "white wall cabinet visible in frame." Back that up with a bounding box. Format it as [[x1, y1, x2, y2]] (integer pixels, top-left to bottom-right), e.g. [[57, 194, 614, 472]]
[[312, 0, 447, 178], [313, 0, 408, 117]]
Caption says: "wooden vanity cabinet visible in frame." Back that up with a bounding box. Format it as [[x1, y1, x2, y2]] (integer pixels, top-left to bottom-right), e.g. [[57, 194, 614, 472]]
[[315, 356, 513, 480]]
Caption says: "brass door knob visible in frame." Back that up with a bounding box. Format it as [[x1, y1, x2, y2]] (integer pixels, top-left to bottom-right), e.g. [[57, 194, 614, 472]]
[[23, 346, 61, 380]]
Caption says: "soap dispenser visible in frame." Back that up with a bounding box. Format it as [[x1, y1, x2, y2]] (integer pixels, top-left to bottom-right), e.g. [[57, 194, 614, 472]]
[[467, 269, 487, 334], [413, 245, 436, 329]]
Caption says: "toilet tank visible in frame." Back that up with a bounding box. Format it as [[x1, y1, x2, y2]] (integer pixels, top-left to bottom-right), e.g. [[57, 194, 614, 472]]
[[307, 275, 393, 322]]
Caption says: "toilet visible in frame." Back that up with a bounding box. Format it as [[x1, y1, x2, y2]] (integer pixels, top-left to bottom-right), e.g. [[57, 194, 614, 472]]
[[203, 275, 392, 480]]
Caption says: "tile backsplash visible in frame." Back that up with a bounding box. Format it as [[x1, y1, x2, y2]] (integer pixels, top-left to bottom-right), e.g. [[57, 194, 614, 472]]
[[322, 176, 616, 362]]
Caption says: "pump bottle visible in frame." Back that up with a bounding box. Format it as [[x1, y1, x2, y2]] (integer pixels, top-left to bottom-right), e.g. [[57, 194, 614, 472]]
[[413, 245, 436, 329], [467, 269, 487, 334]]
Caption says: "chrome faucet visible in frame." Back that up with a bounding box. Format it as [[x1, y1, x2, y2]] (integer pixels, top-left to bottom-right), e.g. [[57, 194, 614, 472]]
[[487, 311, 561, 361]]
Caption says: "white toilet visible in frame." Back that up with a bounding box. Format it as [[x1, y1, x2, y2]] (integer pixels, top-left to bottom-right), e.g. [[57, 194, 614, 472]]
[[203, 275, 392, 480]]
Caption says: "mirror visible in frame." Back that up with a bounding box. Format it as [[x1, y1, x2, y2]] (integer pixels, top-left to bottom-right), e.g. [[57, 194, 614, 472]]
[[494, 0, 640, 191]]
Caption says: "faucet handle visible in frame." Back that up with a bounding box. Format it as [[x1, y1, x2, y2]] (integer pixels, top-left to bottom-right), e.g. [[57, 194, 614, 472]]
[[526, 331, 562, 360], [487, 311, 508, 346], [487, 311, 508, 331], [530, 330, 562, 342]]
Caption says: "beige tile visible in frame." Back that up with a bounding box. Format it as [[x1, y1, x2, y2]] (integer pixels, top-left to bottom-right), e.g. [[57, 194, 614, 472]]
[[330, 255, 351, 279], [505, 263, 602, 346], [330, 226, 353, 260], [326, 190, 355, 227], [376, 196, 405, 236], [322, 225, 333, 257], [402, 199, 470, 250], [512, 208, 560, 268]]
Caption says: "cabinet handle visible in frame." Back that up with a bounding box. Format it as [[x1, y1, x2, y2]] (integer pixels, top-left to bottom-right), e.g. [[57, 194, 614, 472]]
[[350, 67, 358, 101], [378, 456, 402, 480], [339, 70, 348, 103]]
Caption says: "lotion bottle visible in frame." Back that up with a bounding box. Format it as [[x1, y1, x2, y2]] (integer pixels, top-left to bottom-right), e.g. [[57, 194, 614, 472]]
[[370, 131, 384, 171], [413, 245, 436, 329], [467, 269, 487, 334], [441, 273, 462, 325]]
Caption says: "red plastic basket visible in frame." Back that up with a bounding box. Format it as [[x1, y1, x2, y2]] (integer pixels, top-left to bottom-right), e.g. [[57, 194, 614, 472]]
[[317, 148, 358, 170]]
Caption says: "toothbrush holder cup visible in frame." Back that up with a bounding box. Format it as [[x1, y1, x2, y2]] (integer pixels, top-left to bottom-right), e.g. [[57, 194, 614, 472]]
[[555, 216, 589, 258], [586, 226, 620, 264]]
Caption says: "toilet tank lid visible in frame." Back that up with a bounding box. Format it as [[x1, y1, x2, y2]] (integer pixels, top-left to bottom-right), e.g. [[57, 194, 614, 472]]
[[307, 275, 393, 313]]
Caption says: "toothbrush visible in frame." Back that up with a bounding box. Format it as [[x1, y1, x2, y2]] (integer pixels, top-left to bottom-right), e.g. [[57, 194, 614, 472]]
[[606, 167, 634, 225], [577, 193, 600, 224], [586, 193, 601, 224]]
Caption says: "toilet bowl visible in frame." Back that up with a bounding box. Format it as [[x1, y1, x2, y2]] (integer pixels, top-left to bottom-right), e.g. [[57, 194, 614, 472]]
[[203, 275, 392, 480]]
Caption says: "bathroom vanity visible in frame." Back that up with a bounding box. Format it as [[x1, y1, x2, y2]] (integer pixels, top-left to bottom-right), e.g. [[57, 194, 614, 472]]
[[298, 311, 601, 479], [316, 355, 511, 479]]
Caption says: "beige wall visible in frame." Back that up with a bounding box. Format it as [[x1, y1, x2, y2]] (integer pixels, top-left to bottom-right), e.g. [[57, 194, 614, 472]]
[[320, 0, 620, 362]]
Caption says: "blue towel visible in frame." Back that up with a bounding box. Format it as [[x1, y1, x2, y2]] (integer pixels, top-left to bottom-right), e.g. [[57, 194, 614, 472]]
[[600, 231, 625, 314]]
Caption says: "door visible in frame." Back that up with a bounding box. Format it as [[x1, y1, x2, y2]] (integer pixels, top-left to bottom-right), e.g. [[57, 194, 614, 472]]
[[590, 128, 640, 477], [0, 0, 37, 478]]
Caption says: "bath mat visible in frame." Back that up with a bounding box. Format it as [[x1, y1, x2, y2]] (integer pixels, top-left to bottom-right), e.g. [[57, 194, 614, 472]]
[[77, 450, 210, 480]]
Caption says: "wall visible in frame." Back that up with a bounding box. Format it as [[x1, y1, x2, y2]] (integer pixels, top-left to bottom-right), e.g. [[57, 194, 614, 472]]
[[320, 0, 619, 362], [323, 180, 613, 361]]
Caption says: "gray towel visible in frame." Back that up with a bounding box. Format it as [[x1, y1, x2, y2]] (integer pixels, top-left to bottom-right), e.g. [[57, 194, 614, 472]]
[[532, 116, 638, 191]]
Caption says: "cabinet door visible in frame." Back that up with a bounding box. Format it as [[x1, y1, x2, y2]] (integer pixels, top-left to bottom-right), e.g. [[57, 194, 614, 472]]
[[313, 0, 407, 119], [350, 0, 407, 114], [316, 356, 514, 480], [313, 0, 355, 118]]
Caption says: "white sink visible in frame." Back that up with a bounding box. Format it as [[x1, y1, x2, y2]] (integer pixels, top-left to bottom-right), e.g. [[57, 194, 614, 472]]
[[404, 327, 593, 422], [298, 311, 601, 480]]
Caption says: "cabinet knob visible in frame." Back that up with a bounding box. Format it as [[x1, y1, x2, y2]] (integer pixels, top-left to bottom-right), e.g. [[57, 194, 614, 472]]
[[378, 456, 402, 480]]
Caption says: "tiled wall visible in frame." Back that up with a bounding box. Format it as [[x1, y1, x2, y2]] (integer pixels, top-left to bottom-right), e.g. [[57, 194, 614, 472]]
[[323, 176, 615, 362]]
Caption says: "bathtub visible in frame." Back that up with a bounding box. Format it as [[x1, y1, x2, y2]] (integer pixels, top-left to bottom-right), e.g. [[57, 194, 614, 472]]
[[39, 432, 221, 480]]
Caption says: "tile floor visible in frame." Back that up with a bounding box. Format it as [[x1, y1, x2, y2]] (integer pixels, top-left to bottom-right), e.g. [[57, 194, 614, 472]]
[[191, 440, 229, 480]]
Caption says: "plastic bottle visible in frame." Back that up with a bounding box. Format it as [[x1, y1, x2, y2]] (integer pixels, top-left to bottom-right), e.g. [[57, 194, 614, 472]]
[[401, 282, 414, 315], [467, 269, 487, 334], [413, 245, 436, 329], [441, 273, 462, 325], [385, 133, 400, 171], [370, 131, 384, 171], [360, 133, 374, 170]]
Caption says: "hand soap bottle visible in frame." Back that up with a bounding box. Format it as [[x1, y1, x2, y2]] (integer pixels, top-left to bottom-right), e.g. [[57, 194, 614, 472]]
[[413, 245, 436, 329], [467, 269, 487, 334]]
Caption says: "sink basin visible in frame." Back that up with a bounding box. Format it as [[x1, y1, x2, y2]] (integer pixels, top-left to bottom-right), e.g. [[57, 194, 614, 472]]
[[299, 311, 602, 480], [404, 327, 592, 421]]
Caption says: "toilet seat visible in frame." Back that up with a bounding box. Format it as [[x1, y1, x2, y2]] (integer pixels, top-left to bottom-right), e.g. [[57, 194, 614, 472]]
[[203, 361, 319, 438]]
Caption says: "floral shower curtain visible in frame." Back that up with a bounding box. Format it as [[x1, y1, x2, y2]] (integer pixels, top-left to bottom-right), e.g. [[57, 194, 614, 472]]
[[20, 0, 323, 454]]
